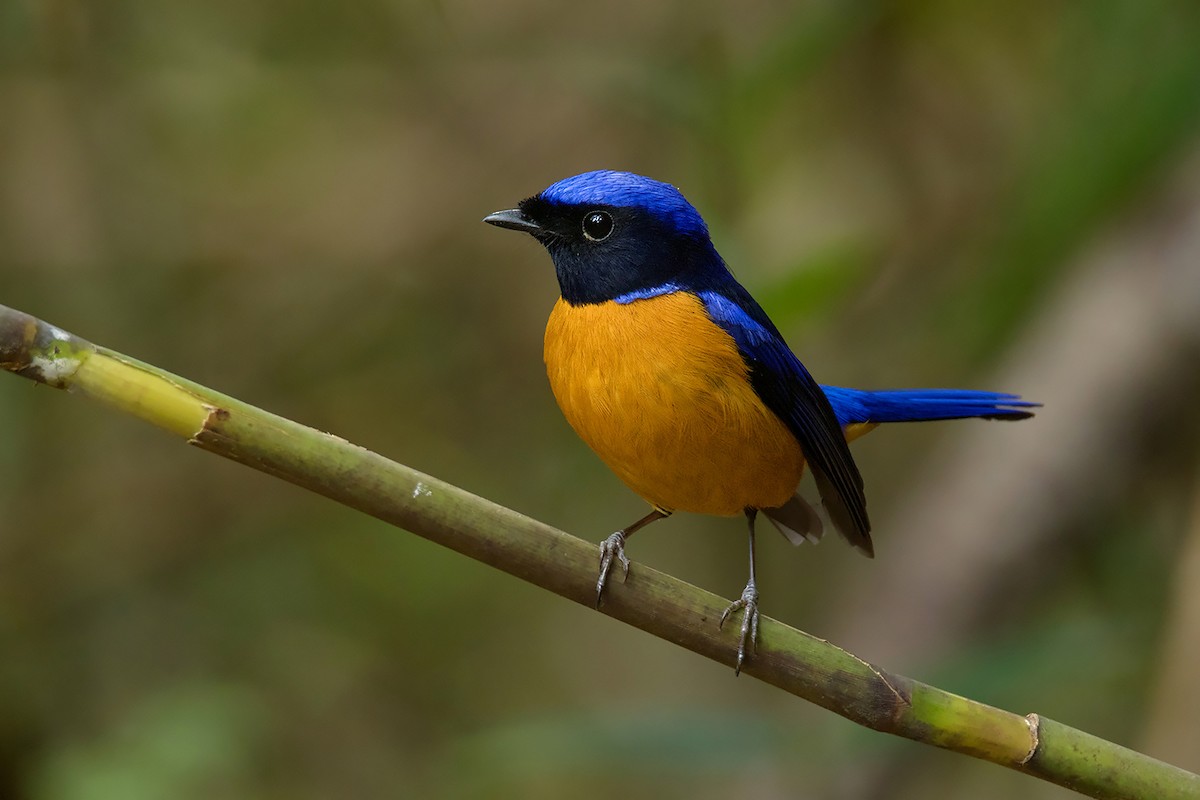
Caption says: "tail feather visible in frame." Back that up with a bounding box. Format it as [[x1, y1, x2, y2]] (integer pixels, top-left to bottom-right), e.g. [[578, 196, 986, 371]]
[[764, 386, 1037, 555], [763, 495, 824, 548], [821, 386, 1039, 426]]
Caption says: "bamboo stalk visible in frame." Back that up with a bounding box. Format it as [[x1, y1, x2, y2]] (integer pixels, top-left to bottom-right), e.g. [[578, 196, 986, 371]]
[[1, 303, 1195, 800]]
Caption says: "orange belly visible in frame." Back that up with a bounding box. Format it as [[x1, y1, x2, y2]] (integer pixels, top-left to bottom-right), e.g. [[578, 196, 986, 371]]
[[543, 292, 806, 516]]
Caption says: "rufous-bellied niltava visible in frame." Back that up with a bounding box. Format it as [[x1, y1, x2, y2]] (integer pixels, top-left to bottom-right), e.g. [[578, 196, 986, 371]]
[[485, 170, 1037, 673]]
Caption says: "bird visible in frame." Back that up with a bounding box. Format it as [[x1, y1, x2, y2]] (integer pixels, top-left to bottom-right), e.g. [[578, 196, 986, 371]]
[[484, 170, 1037, 673]]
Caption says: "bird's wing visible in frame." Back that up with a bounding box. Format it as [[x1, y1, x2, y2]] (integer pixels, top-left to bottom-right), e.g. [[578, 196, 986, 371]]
[[698, 288, 873, 556]]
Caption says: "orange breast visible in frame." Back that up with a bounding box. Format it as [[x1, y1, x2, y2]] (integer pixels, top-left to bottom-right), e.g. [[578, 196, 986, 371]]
[[543, 292, 806, 516]]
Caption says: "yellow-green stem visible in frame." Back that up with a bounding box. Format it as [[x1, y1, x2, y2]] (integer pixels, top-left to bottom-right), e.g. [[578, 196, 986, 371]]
[[1, 304, 1195, 800]]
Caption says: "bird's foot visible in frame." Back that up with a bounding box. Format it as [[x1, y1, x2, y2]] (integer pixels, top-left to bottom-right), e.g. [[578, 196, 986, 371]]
[[719, 581, 760, 675], [596, 531, 631, 607]]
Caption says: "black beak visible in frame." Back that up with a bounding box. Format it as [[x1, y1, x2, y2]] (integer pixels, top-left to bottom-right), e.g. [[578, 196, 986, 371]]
[[483, 208, 543, 234]]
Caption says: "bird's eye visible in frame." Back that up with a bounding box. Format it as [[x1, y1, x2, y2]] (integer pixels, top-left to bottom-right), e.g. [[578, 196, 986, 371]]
[[582, 210, 614, 242]]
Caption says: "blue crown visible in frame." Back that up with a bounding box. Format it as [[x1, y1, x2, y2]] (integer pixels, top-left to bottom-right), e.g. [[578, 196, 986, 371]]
[[539, 170, 709, 238]]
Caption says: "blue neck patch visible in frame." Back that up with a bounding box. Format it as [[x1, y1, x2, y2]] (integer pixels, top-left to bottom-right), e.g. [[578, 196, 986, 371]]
[[539, 170, 710, 239], [613, 282, 683, 305]]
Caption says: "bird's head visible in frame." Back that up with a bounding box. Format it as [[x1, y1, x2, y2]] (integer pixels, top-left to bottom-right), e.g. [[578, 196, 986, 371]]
[[485, 170, 726, 305]]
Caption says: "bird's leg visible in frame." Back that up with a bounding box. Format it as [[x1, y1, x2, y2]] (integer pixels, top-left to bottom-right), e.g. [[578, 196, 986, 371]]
[[596, 508, 669, 607], [720, 508, 761, 675]]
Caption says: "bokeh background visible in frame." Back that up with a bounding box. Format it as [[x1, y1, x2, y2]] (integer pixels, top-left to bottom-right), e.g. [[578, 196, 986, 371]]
[[3, 1, 1200, 798]]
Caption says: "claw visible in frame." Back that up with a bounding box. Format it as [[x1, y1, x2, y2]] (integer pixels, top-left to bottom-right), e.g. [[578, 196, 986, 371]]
[[596, 531, 630, 607], [719, 581, 760, 675]]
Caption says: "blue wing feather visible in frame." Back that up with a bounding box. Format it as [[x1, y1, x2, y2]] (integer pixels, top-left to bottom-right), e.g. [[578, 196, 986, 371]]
[[697, 288, 873, 555]]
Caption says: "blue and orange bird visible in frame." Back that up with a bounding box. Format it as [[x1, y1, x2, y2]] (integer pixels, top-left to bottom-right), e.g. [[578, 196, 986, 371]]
[[485, 170, 1037, 672]]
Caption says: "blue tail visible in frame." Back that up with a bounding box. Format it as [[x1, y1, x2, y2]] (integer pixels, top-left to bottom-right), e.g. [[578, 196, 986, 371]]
[[820, 386, 1039, 427]]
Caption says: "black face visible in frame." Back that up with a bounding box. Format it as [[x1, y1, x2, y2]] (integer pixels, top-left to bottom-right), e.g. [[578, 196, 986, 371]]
[[512, 195, 716, 305]]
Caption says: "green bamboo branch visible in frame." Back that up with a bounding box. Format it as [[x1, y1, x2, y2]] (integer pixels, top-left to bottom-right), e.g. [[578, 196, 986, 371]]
[[0, 302, 1195, 800]]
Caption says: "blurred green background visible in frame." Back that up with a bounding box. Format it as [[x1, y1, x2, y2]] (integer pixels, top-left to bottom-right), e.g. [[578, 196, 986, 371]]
[[3, 1, 1200, 798]]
